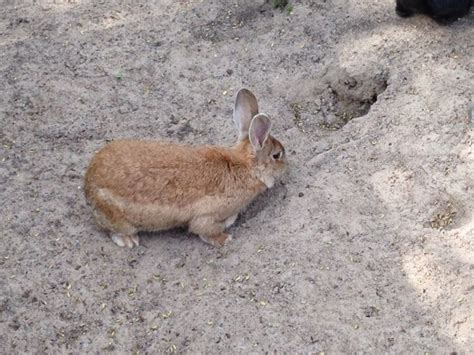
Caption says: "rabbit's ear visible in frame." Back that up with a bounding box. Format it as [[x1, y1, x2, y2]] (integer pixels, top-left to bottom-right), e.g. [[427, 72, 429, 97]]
[[233, 88, 259, 141], [249, 113, 272, 151]]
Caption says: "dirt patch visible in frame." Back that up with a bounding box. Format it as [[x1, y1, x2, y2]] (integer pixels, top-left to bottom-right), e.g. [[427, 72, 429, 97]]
[[428, 198, 464, 230], [191, 2, 275, 42]]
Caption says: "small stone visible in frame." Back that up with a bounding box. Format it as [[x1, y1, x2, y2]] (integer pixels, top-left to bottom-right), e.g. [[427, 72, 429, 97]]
[[469, 103, 474, 126]]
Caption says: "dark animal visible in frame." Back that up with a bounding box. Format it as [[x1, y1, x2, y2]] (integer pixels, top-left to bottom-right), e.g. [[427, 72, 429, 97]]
[[396, 0, 472, 23]]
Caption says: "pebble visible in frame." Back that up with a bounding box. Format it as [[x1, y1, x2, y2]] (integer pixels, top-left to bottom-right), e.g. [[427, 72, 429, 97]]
[[469, 103, 474, 127]]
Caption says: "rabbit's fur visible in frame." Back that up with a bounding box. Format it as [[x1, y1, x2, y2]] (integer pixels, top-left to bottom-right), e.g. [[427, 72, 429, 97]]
[[84, 89, 287, 248], [396, 0, 472, 22]]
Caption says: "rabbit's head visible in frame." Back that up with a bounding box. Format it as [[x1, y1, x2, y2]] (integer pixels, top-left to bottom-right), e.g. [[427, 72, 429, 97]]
[[233, 88, 287, 188]]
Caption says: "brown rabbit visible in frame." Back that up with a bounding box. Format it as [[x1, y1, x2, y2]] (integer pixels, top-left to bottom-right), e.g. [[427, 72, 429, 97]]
[[84, 89, 287, 248]]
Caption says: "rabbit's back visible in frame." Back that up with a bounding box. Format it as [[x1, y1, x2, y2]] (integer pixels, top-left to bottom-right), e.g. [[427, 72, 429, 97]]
[[85, 139, 264, 216]]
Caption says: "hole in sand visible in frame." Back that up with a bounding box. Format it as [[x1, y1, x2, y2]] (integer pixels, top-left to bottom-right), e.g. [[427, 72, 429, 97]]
[[292, 65, 388, 132]]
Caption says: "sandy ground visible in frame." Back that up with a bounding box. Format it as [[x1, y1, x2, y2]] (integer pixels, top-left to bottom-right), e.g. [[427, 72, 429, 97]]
[[1, 0, 473, 353]]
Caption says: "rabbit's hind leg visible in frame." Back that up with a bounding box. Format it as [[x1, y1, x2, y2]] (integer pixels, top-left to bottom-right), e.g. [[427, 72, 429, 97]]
[[91, 188, 139, 248]]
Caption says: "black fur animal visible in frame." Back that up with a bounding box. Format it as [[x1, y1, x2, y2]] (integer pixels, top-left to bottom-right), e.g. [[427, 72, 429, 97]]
[[396, 0, 472, 23]]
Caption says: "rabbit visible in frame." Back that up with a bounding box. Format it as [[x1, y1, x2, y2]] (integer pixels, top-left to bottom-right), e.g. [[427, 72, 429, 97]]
[[395, 0, 472, 23], [84, 88, 287, 248]]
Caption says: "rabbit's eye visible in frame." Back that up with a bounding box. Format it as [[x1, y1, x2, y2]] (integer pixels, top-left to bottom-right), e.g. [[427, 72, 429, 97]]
[[272, 151, 283, 160]]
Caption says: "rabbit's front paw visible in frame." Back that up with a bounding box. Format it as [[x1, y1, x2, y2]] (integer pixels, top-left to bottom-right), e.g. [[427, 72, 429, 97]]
[[200, 233, 232, 248], [224, 214, 238, 228]]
